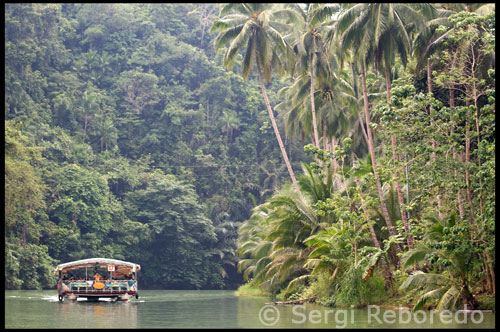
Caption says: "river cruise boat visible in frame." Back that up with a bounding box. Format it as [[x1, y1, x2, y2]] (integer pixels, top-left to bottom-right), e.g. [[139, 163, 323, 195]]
[[54, 258, 140, 302]]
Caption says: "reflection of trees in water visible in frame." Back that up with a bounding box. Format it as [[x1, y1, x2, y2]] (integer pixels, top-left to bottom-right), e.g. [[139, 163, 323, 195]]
[[55, 301, 138, 328]]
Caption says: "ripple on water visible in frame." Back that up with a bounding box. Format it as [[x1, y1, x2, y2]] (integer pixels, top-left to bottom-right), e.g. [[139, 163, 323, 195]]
[[41, 295, 59, 302]]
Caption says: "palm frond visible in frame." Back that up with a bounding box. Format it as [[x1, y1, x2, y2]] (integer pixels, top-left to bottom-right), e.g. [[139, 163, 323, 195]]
[[413, 286, 448, 311], [399, 273, 450, 291], [220, 3, 251, 16], [436, 286, 460, 311], [273, 8, 304, 26], [284, 274, 310, 296], [242, 33, 257, 79], [310, 4, 341, 27], [401, 246, 432, 269]]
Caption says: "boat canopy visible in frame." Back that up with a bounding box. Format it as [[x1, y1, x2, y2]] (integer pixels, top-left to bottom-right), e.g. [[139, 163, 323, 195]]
[[54, 258, 141, 275]]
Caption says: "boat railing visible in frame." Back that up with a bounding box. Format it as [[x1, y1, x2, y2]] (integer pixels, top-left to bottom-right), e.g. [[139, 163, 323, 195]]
[[62, 279, 137, 293]]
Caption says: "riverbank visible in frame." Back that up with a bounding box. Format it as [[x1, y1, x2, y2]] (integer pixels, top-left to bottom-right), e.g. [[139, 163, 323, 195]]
[[234, 282, 496, 312]]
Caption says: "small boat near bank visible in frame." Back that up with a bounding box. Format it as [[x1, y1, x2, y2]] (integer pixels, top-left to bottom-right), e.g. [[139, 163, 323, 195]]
[[54, 258, 140, 302]]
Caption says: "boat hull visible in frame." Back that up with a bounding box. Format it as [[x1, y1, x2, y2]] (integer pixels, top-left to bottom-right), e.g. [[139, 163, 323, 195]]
[[58, 291, 138, 302]]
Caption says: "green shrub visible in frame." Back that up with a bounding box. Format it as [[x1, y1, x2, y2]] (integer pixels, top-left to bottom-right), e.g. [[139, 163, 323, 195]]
[[235, 281, 270, 297], [302, 272, 338, 307], [335, 265, 389, 308], [5, 243, 57, 290]]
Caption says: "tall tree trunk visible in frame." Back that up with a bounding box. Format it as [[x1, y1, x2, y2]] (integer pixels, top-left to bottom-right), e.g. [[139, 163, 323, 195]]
[[83, 112, 88, 142], [427, 58, 443, 219], [470, 40, 484, 216], [461, 279, 480, 309], [464, 126, 476, 225], [330, 136, 342, 191], [385, 63, 412, 249], [471, 53, 484, 214], [310, 65, 320, 148], [485, 253, 495, 293], [449, 84, 466, 220], [360, 61, 400, 260], [449, 92, 465, 218], [257, 63, 299, 192], [463, 99, 476, 225], [482, 255, 494, 293], [355, 178, 381, 249], [322, 121, 328, 151], [355, 176, 395, 292]]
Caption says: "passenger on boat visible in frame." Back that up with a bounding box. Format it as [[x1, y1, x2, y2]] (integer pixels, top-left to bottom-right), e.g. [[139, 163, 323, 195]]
[[94, 272, 101, 281]]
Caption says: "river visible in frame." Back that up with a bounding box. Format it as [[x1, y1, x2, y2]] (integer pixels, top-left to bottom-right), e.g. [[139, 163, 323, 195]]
[[4, 290, 495, 329]]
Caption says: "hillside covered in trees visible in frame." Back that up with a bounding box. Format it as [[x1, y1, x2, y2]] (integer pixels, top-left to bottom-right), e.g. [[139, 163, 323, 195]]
[[5, 3, 495, 311], [5, 3, 309, 290]]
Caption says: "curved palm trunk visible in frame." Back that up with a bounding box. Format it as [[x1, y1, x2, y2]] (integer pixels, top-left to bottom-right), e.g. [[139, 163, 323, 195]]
[[360, 61, 400, 261], [461, 279, 480, 309], [330, 136, 343, 191], [322, 122, 328, 151], [464, 99, 476, 225], [448, 56, 466, 220], [310, 65, 320, 148], [470, 54, 484, 216], [257, 63, 299, 192], [356, 177, 381, 249], [385, 64, 413, 249], [355, 176, 395, 292]]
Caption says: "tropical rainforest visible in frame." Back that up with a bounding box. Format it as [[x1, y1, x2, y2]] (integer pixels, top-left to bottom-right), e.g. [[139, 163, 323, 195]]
[[4, 3, 495, 311]]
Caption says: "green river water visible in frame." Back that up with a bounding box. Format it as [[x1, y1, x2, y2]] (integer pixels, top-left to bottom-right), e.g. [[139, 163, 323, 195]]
[[4, 290, 495, 329]]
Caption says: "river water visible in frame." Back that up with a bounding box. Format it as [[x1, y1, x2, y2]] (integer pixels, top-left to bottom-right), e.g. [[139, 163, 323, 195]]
[[4, 290, 495, 329]]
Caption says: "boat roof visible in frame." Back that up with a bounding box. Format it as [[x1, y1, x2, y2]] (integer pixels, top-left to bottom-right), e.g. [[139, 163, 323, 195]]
[[54, 258, 141, 275]]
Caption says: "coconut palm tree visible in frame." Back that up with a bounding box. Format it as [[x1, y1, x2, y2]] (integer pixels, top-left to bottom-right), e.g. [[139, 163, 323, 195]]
[[399, 216, 480, 310], [211, 3, 299, 191], [355, 3, 426, 250], [336, 59, 386, 159], [333, 3, 426, 253], [276, 74, 317, 145], [220, 109, 239, 144], [94, 116, 117, 152], [275, 71, 350, 157], [285, 3, 341, 148], [237, 204, 274, 285], [237, 163, 334, 296], [333, 4, 396, 245], [81, 88, 100, 143]]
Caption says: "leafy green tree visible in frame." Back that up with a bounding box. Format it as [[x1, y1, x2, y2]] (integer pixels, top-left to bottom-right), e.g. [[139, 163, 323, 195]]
[[124, 170, 220, 289], [5, 243, 57, 290], [5, 120, 46, 245], [400, 216, 480, 310], [334, 4, 400, 249]]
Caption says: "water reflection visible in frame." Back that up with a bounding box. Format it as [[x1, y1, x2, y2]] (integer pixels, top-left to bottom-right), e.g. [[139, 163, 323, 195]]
[[55, 300, 138, 328], [235, 296, 496, 329], [5, 290, 495, 329]]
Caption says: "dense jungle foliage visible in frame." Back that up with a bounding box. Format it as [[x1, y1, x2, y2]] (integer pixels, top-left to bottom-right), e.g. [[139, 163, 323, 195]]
[[4, 3, 495, 311], [212, 3, 495, 310], [5, 3, 309, 290]]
